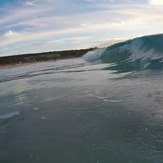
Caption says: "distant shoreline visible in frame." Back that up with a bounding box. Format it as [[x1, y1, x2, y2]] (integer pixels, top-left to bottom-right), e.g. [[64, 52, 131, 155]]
[[0, 48, 96, 67], [0, 58, 76, 69]]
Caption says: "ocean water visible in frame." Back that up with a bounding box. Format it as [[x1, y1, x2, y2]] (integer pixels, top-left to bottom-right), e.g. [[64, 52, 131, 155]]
[[0, 58, 162, 163], [0, 34, 163, 163]]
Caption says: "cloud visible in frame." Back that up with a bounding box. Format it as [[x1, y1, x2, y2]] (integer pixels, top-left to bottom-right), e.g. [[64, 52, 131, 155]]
[[4, 30, 22, 38], [0, 0, 163, 56], [149, 0, 163, 5], [0, 15, 146, 47], [0, 36, 94, 56], [96, 37, 128, 48], [26, 1, 36, 6], [45, 36, 92, 45]]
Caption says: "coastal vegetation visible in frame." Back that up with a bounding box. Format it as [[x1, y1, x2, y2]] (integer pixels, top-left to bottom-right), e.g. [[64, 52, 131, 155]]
[[0, 48, 96, 66]]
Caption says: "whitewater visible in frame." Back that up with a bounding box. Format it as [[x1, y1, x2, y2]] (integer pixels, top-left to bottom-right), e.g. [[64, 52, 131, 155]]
[[0, 34, 163, 163]]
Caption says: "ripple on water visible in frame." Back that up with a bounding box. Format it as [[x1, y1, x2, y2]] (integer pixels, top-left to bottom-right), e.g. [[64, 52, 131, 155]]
[[0, 111, 20, 119]]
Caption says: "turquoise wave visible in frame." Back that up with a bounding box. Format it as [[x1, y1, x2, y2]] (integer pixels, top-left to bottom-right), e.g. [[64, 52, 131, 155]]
[[83, 34, 163, 72]]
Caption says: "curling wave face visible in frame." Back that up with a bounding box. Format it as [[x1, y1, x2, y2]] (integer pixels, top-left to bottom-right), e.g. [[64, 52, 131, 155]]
[[83, 34, 163, 72]]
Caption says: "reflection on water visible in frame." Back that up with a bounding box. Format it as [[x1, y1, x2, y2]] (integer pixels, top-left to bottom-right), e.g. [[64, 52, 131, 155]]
[[0, 58, 163, 163], [14, 80, 30, 107], [0, 111, 20, 119]]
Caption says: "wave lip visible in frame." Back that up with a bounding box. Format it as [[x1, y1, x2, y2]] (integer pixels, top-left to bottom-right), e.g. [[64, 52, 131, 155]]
[[82, 48, 105, 62]]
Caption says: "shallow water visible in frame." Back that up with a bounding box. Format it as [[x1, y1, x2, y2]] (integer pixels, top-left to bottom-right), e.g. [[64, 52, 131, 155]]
[[0, 58, 163, 163]]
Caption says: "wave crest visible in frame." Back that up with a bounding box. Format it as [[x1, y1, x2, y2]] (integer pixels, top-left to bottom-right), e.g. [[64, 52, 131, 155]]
[[84, 34, 163, 72]]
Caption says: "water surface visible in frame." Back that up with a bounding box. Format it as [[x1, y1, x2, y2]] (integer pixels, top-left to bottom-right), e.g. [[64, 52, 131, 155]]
[[0, 58, 163, 163]]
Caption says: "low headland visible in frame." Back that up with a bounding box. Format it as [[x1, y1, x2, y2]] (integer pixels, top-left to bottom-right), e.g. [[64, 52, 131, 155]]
[[0, 48, 97, 67]]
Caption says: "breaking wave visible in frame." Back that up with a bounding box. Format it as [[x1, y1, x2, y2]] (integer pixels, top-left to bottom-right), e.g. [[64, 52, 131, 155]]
[[83, 34, 163, 72]]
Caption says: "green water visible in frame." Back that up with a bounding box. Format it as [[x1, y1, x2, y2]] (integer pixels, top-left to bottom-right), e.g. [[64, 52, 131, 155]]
[[0, 58, 163, 163]]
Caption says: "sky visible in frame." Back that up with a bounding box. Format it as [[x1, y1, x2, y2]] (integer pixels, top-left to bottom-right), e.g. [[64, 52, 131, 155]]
[[0, 0, 163, 56]]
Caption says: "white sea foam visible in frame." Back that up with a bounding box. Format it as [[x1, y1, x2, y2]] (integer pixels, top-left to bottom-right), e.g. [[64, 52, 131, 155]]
[[32, 107, 40, 111], [82, 48, 105, 62]]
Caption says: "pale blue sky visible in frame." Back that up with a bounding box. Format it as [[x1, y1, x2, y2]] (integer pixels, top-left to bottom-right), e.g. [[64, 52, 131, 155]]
[[0, 0, 163, 56]]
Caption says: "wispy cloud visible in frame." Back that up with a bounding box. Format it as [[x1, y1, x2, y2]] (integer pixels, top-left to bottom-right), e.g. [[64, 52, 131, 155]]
[[4, 30, 22, 38], [0, 0, 163, 56], [0, 36, 94, 56]]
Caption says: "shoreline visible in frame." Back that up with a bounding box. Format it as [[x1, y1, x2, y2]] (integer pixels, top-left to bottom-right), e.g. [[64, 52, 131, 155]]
[[0, 56, 83, 69], [0, 48, 96, 69]]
